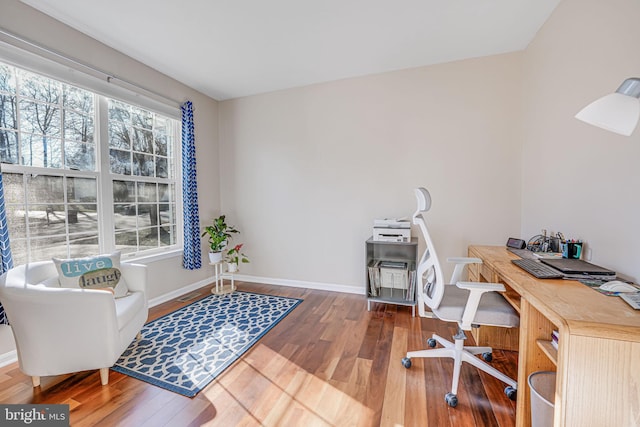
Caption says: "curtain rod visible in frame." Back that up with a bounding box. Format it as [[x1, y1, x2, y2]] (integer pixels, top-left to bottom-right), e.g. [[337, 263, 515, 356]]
[[0, 27, 182, 107]]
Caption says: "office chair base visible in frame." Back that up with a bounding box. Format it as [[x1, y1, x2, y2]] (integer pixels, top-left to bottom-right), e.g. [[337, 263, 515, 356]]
[[403, 332, 517, 405]]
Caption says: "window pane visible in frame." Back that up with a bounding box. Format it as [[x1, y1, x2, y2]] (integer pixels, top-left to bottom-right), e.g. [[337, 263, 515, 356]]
[[0, 130, 18, 164], [67, 177, 97, 202], [155, 157, 168, 178], [63, 85, 93, 114], [27, 175, 63, 204], [139, 227, 158, 250], [28, 204, 65, 237], [109, 100, 130, 122], [137, 182, 157, 202], [68, 233, 99, 258], [114, 204, 137, 230], [30, 237, 69, 260], [115, 230, 138, 255], [133, 152, 154, 176], [160, 223, 175, 246], [3, 172, 24, 203], [18, 70, 61, 104], [131, 106, 152, 130], [6, 205, 26, 239], [159, 204, 175, 233], [65, 110, 94, 143], [65, 141, 95, 171], [132, 127, 153, 153], [137, 203, 158, 228], [68, 204, 98, 234], [1, 93, 17, 129], [0, 64, 16, 93], [21, 134, 62, 168], [19, 100, 61, 137], [109, 121, 130, 149], [113, 180, 135, 202], [110, 149, 131, 175]]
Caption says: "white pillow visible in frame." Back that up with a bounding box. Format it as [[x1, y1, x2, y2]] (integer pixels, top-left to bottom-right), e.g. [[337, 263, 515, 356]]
[[52, 251, 129, 298]]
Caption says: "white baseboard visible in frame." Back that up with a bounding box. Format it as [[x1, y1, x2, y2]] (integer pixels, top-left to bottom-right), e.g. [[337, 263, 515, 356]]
[[0, 349, 17, 368], [231, 274, 365, 295], [147, 277, 213, 308], [149, 274, 364, 307]]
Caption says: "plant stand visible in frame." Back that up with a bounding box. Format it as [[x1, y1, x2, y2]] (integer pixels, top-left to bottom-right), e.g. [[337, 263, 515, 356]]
[[210, 261, 236, 295]]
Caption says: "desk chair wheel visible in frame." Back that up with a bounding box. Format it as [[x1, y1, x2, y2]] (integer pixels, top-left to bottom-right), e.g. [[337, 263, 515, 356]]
[[482, 352, 492, 362], [401, 357, 412, 369], [505, 386, 517, 401], [427, 338, 437, 348], [445, 392, 458, 407]]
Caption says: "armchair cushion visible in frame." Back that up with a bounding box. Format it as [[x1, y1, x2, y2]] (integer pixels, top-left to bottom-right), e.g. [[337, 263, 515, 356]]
[[53, 251, 129, 298]]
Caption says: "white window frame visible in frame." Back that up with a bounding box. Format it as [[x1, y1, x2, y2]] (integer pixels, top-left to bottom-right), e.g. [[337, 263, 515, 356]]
[[0, 49, 184, 263]]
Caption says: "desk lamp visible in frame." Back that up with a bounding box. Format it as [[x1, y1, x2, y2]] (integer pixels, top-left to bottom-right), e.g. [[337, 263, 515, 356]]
[[575, 77, 640, 136]]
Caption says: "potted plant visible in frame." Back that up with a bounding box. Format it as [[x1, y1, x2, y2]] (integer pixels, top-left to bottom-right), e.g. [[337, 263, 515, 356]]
[[225, 244, 249, 272], [201, 215, 239, 263]]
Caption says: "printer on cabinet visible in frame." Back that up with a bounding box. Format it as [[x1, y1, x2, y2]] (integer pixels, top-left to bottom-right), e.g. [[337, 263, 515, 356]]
[[373, 218, 411, 242]]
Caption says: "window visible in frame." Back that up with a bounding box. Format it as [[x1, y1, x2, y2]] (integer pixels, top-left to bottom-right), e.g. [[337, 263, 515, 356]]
[[0, 61, 180, 265]]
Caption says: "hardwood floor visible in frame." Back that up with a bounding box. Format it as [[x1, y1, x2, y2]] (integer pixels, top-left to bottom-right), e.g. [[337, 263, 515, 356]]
[[0, 282, 518, 426]]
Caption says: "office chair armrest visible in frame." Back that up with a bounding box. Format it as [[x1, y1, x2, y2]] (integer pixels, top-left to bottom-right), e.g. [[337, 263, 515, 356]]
[[446, 257, 483, 284], [456, 281, 505, 292], [456, 281, 506, 330]]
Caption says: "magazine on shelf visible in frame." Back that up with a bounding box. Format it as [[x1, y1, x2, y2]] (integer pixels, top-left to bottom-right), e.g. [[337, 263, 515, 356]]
[[368, 260, 381, 297], [405, 270, 417, 301]]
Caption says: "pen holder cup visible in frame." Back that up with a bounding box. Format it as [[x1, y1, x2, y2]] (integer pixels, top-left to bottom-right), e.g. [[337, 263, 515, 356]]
[[561, 242, 582, 259]]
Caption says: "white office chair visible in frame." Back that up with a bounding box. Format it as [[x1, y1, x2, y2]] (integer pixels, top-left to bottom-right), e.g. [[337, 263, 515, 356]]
[[401, 188, 518, 407]]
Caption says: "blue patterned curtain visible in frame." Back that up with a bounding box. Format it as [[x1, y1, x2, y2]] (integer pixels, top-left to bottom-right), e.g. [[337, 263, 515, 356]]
[[0, 169, 14, 325], [181, 101, 202, 270]]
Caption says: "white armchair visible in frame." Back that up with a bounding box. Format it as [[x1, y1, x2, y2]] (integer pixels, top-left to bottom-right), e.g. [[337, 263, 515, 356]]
[[0, 260, 148, 387]]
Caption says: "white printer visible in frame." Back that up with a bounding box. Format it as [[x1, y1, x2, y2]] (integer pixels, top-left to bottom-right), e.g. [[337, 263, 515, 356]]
[[373, 218, 411, 242]]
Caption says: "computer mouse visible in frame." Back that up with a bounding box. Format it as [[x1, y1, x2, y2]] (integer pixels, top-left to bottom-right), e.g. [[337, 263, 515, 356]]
[[599, 281, 639, 293]]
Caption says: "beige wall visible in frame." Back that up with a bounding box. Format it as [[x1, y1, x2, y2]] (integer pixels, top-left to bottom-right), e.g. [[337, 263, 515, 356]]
[[0, 0, 221, 300], [220, 53, 523, 290], [521, 0, 640, 281], [5, 0, 639, 296]]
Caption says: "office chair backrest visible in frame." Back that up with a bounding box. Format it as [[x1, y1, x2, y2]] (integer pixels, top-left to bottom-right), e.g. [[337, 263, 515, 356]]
[[413, 188, 445, 315]]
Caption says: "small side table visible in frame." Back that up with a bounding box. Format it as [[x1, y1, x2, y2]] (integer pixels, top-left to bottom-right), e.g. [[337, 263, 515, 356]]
[[210, 261, 236, 295]]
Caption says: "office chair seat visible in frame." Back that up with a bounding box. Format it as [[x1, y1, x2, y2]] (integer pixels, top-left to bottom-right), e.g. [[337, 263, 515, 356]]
[[434, 285, 519, 328]]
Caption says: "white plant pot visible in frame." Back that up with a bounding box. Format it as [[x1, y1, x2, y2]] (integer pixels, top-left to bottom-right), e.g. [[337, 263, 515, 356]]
[[208, 251, 223, 264], [227, 262, 238, 273]]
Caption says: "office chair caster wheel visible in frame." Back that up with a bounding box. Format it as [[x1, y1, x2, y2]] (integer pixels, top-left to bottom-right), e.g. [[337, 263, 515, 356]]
[[482, 352, 493, 362], [505, 386, 517, 401], [445, 392, 458, 407], [401, 357, 412, 369], [427, 338, 437, 348]]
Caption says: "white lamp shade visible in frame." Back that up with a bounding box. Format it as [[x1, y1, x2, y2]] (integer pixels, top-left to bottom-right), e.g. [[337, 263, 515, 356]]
[[575, 92, 640, 136]]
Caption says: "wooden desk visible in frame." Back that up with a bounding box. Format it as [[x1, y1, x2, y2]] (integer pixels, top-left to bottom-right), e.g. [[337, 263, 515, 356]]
[[468, 245, 640, 427]]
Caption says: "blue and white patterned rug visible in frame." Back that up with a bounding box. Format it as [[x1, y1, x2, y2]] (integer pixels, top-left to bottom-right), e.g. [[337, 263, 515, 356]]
[[112, 291, 302, 397]]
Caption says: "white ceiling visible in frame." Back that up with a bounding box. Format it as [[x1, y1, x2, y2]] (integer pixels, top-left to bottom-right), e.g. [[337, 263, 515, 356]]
[[22, 0, 560, 101]]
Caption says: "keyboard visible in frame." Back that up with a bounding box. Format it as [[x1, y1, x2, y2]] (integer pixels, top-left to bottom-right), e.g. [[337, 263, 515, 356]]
[[507, 248, 538, 259], [511, 259, 564, 279]]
